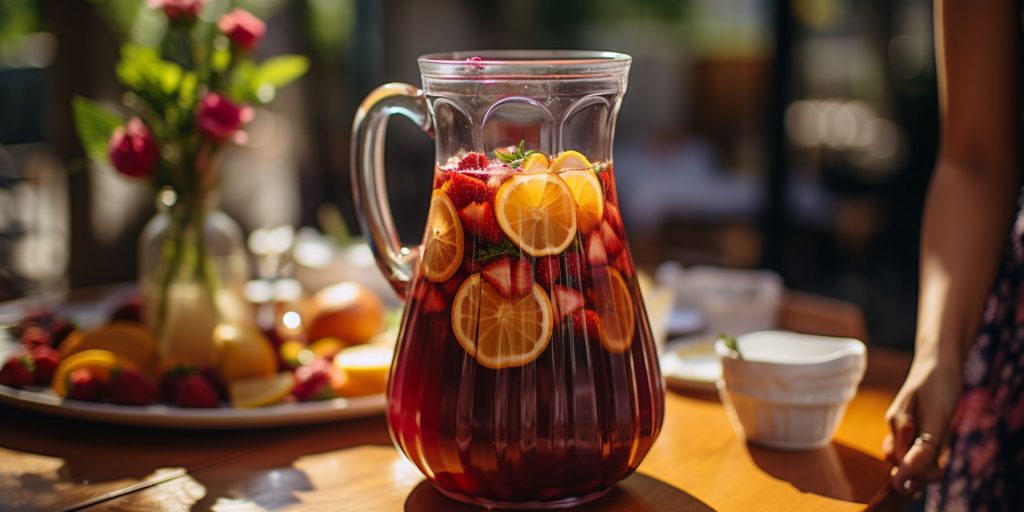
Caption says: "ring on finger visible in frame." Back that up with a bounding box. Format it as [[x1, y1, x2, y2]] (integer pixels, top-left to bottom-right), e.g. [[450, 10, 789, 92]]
[[914, 432, 939, 449]]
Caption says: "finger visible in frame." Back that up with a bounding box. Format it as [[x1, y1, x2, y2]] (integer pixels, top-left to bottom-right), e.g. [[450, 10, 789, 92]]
[[891, 438, 942, 495], [892, 414, 917, 462], [881, 434, 899, 465]]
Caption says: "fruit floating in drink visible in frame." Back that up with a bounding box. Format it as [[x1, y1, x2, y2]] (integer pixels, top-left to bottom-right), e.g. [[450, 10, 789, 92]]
[[388, 146, 663, 507]]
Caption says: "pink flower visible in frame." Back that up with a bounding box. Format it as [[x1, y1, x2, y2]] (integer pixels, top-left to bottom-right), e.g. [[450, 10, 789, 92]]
[[196, 93, 252, 143], [108, 117, 159, 178], [217, 8, 265, 53], [148, 0, 206, 23]]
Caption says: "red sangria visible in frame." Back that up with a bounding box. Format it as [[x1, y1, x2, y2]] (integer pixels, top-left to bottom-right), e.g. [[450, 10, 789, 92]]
[[386, 146, 665, 508]]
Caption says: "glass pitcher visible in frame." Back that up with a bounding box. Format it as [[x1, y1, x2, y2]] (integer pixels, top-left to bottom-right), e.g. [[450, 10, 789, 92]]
[[351, 50, 665, 509]]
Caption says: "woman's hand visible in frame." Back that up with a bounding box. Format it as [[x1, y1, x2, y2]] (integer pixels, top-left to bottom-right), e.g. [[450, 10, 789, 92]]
[[883, 355, 962, 495]]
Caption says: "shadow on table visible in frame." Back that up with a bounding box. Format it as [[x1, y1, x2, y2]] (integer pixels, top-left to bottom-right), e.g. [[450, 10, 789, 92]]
[[748, 440, 889, 504], [404, 472, 716, 512]]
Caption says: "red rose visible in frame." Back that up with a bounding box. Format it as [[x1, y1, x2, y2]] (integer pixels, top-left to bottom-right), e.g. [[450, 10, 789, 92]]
[[108, 117, 159, 178], [196, 93, 253, 143], [148, 0, 206, 23], [217, 9, 265, 53]]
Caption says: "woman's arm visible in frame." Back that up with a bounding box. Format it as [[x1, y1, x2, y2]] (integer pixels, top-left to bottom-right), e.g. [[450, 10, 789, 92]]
[[885, 0, 1020, 494]]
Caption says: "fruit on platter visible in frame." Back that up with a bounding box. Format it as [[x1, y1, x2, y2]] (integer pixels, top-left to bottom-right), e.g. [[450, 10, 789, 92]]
[[215, 323, 278, 382], [305, 282, 385, 345], [332, 344, 392, 397]]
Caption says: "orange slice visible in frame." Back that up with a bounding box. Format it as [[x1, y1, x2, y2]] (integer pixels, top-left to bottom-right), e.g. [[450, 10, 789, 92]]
[[228, 372, 294, 408], [333, 344, 392, 396], [52, 349, 137, 397], [559, 169, 605, 234], [421, 190, 464, 282], [59, 322, 158, 371], [451, 273, 553, 369], [521, 153, 550, 173], [549, 150, 593, 171], [494, 173, 578, 257], [593, 268, 636, 353]]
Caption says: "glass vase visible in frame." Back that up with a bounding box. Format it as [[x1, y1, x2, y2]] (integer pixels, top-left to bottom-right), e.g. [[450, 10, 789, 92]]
[[138, 188, 250, 369]]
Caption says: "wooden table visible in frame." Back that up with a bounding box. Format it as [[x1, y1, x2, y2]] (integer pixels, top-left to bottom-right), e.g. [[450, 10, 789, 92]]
[[0, 345, 910, 512]]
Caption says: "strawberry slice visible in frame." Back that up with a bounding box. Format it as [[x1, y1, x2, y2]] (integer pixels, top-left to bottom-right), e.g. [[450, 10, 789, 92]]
[[419, 283, 447, 314], [613, 252, 635, 278], [550, 285, 584, 319], [510, 258, 534, 298], [535, 256, 560, 290], [458, 201, 503, 245], [482, 257, 513, 298], [563, 251, 589, 287], [604, 202, 624, 230], [457, 152, 490, 171], [600, 221, 625, 257], [586, 232, 608, 267], [442, 172, 488, 209], [440, 273, 466, 298], [567, 309, 601, 340]]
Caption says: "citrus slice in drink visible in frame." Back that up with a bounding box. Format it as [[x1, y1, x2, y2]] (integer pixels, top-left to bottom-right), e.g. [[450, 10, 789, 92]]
[[228, 372, 295, 408], [451, 273, 553, 369], [422, 190, 464, 282], [52, 349, 137, 397], [559, 169, 605, 234], [494, 173, 578, 257], [593, 268, 636, 353], [521, 153, 550, 172], [549, 150, 593, 172], [58, 322, 157, 371]]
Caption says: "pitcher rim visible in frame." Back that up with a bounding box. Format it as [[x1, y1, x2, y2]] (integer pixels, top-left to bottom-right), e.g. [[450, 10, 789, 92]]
[[418, 50, 631, 79]]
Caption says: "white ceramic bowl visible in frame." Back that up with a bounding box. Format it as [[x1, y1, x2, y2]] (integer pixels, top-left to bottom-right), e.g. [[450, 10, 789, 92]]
[[715, 330, 867, 450]]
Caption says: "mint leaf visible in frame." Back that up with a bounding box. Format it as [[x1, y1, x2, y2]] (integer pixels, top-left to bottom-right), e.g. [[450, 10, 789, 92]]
[[72, 96, 123, 164], [493, 140, 540, 169], [718, 333, 742, 359], [473, 239, 519, 263]]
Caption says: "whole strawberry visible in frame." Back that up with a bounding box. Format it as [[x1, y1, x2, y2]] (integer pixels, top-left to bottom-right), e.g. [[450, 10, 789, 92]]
[[65, 368, 104, 401], [160, 364, 198, 402], [19, 326, 52, 349], [175, 373, 220, 408], [109, 367, 159, 406], [110, 296, 143, 323], [0, 354, 35, 388], [30, 345, 61, 385], [292, 358, 336, 401]]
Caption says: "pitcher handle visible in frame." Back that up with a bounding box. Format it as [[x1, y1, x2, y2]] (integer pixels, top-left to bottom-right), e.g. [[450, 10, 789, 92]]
[[351, 83, 432, 298]]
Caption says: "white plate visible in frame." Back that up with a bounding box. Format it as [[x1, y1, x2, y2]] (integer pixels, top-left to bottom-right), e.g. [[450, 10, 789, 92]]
[[660, 336, 721, 392], [0, 285, 388, 429], [0, 385, 385, 429]]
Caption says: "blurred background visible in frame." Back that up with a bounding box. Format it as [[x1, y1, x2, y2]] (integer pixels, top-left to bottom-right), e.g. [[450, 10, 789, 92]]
[[0, 0, 936, 350]]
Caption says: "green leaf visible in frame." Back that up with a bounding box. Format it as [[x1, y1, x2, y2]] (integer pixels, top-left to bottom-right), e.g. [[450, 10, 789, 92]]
[[472, 239, 520, 263], [177, 71, 199, 108], [72, 96, 123, 164], [493, 139, 539, 169], [228, 60, 257, 103], [718, 333, 742, 359], [210, 45, 231, 73], [254, 55, 309, 89], [116, 44, 185, 102]]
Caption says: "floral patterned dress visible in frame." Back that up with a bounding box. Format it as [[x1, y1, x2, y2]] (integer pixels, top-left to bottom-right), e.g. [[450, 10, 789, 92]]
[[927, 199, 1024, 511]]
